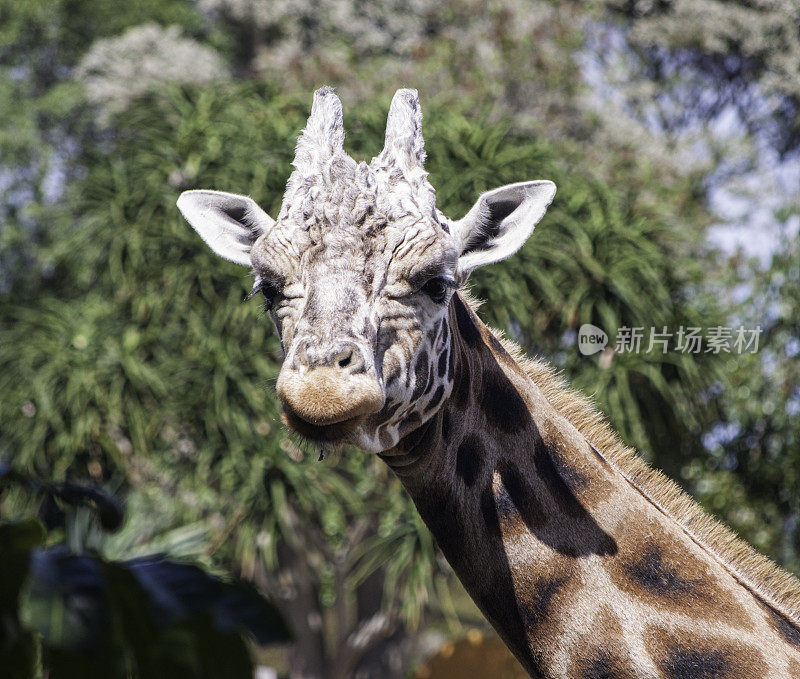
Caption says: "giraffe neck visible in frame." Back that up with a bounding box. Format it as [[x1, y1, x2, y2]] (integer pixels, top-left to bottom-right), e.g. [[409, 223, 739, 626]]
[[381, 294, 800, 678]]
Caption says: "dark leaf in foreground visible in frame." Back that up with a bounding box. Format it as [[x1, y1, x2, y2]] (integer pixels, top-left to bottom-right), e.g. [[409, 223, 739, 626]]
[[127, 556, 291, 645], [0, 466, 123, 532]]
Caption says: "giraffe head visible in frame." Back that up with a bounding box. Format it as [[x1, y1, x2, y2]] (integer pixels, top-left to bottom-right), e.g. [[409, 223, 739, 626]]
[[177, 88, 555, 453]]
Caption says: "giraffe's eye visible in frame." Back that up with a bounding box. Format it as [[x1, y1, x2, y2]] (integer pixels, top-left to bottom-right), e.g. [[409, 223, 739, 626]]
[[421, 276, 455, 304], [247, 278, 280, 309]]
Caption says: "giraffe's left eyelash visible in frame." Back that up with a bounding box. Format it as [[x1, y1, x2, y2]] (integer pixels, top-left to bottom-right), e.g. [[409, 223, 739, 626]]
[[246, 278, 265, 300], [246, 277, 280, 305]]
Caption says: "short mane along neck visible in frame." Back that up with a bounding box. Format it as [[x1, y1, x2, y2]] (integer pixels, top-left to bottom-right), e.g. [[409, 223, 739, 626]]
[[382, 293, 800, 678]]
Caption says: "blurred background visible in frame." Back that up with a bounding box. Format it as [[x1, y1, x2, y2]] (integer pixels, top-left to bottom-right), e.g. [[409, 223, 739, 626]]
[[1, 0, 799, 677]]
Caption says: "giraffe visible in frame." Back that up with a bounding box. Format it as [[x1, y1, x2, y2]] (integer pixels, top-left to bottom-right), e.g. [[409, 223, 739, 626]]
[[177, 87, 800, 678]]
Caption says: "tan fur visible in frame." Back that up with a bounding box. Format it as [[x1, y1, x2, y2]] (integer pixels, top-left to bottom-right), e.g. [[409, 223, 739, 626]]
[[461, 291, 800, 626], [276, 366, 383, 425]]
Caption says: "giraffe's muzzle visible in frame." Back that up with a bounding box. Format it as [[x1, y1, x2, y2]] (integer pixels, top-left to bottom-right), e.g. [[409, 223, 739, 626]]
[[276, 365, 384, 443]]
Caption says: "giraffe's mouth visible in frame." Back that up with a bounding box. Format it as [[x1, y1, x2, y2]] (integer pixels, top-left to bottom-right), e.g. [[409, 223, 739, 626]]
[[281, 407, 365, 443], [275, 365, 384, 443]]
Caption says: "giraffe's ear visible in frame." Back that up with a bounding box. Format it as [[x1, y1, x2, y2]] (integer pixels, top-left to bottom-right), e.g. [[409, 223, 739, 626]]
[[176, 190, 275, 267], [452, 181, 556, 278]]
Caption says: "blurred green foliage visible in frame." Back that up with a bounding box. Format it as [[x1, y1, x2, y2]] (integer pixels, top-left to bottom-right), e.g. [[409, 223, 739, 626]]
[[689, 236, 800, 573], [0, 0, 202, 68]]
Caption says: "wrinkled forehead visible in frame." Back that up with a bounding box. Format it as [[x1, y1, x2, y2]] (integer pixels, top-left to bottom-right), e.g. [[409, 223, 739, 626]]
[[253, 162, 455, 282]]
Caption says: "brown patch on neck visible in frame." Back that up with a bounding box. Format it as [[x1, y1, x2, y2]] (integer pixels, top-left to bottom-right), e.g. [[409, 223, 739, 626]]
[[389, 337, 544, 674], [761, 600, 800, 649], [608, 518, 751, 624], [644, 624, 769, 679]]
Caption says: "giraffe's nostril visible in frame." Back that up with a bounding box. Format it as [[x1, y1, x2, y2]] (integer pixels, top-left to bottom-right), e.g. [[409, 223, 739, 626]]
[[331, 342, 364, 372], [293, 338, 366, 372], [294, 338, 313, 369]]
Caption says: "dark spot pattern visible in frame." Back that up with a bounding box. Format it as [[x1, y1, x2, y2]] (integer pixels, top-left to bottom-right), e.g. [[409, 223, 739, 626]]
[[496, 460, 546, 530], [381, 400, 402, 420], [426, 364, 435, 394], [411, 350, 430, 401], [454, 295, 481, 346], [425, 385, 445, 413], [455, 436, 483, 487], [437, 349, 448, 377], [766, 605, 800, 647], [446, 342, 454, 382], [647, 627, 768, 679], [483, 373, 529, 433], [581, 651, 616, 679], [533, 445, 586, 517], [625, 546, 700, 599], [519, 577, 566, 630], [661, 648, 731, 679], [574, 610, 638, 679]]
